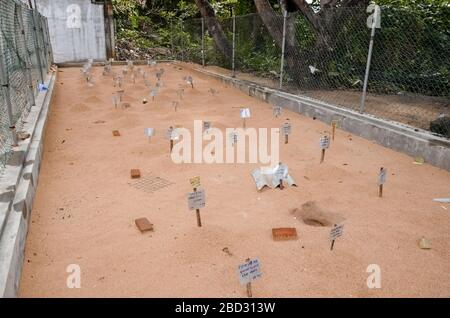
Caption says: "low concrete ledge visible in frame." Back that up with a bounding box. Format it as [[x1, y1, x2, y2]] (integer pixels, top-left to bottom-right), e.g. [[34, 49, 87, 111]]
[[183, 63, 450, 171], [0, 70, 56, 298]]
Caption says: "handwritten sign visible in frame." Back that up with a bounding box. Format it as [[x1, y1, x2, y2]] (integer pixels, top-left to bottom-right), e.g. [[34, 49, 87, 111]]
[[273, 105, 282, 118], [151, 89, 158, 97], [187, 190, 205, 210], [330, 224, 344, 241], [378, 168, 387, 185], [274, 163, 288, 181], [240, 108, 251, 119], [283, 122, 291, 135], [238, 259, 261, 285], [203, 121, 211, 131], [229, 131, 239, 145], [189, 176, 201, 188], [320, 136, 330, 150], [166, 128, 179, 140]]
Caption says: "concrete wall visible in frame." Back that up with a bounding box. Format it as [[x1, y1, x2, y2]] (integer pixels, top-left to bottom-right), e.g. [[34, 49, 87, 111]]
[[0, 70, 55, 297], [36, 0, 106, 63]]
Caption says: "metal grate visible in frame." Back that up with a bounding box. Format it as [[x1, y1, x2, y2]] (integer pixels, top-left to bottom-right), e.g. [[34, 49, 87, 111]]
[[129, 172, 174, 194]]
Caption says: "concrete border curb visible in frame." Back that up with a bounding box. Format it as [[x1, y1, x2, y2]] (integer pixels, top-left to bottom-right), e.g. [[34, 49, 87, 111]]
[[180, 62, 450, 171], [0, 70, 56, 297]]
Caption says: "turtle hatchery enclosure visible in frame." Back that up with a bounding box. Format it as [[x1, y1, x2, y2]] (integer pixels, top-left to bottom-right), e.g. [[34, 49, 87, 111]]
[[0, 59, 447, 297]]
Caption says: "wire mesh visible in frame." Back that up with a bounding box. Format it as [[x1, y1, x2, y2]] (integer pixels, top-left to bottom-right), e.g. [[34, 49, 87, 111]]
[[0, 0, 53, 177], [174, 6, 449, 138]]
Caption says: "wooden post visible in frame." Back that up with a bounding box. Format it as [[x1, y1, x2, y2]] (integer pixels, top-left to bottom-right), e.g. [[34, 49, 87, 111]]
[[332, 121, 337, 141], [285, 134, 288, 144], [330, 224, 337, 251], [279, 179, 285, 190], [193, 187, 202, 227], [320, 149, 325, 163], [245, 258, 252, 298], [378, 167, 384, 197], [243, 118, 246, 129]]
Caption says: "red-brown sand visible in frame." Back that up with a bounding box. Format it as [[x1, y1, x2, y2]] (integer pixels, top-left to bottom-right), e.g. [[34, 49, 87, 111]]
[[18, 63, 450, 297]]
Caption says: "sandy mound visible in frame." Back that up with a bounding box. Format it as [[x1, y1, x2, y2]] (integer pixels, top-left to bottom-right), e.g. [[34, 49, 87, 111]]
[[83, 95, 104, 104], [291, 201, 345, 227], [70, 102, 90, 113]]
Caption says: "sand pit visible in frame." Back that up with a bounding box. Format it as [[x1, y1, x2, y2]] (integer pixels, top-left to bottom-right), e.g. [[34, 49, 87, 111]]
[[18, 63, 450, 297]]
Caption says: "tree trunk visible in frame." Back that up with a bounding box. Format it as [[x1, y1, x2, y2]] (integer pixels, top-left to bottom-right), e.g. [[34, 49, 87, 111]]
[[194, 0, 232, 59], [254, 0, 304, 83]]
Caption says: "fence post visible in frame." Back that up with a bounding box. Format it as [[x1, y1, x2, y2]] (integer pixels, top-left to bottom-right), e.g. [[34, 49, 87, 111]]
[[0, 54, 19, 147], [360, 5, 379, 114], [170, 20, 175, 60], [181, 20, 185, 62], [279, 10, 287, 90], [201, 17, 205, 67], [30, 9, 45, 84], [17, 4, 36, 107], [232, 8, 236, 78]]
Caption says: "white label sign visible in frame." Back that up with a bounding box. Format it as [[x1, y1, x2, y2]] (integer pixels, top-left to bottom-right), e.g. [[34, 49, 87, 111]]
[[378, 168, 387, 185], [320, 136, 330, 150], [283, 123, 291, 135], [203, 121, 211, 131], [330, 224, 344, 241], [166, 128, 180, 140], [151, 89, 158, 97], [187, 190, 205, 210], [229, 131, 239, 145], [240, 108, 251, 119], [145, 128, 155, 137], [238, 259, 262, 285], [274, 164, 288, 181], [273, 106, 282, 117]]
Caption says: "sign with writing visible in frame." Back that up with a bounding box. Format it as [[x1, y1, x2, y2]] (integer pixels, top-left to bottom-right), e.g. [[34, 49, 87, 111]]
[[378, 168, 387, 185], [187, 190, 205, 210], [151, 89, 158, 97], [229, 131, 239, 145], [274, 163, 288, 181], [320, 136, 330, 150], [273, 105, 282, 118], [238, 259, 262, 285], [283, 122, 291, 135], [145, 128, 155, 137], [330, 224, 344, 241], [166, 128, 179, 140], [203, 121, 211, 131], [189, 176, 201, 188], [240, 108, 251, 119]]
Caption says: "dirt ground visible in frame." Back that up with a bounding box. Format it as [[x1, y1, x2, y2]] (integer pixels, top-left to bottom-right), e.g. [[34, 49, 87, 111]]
[[203, 64, 449, 131], [19, 63, 450, 297]]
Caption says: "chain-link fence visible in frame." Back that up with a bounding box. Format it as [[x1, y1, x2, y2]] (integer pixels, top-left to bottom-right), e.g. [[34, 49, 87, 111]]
[[172, 5, 449, 138], [0, 0, 53, 176]]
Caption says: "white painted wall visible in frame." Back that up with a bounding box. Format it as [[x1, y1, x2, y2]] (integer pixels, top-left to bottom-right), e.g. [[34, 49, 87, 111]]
[[35, 0, 106, 63]]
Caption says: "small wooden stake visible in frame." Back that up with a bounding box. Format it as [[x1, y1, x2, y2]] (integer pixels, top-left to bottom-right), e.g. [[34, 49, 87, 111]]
[[378, 167, 385, 197], [279, 179, 284, 190], [245, 258, 252, 298], [170, 139, 174, 153], [330, 224, 337, 251], [243, 118, 246, 129], [285, 134, 288, 144], [193, 187, 202, 227], [332, 122, 337, 141], [320, 149, 325, 163]]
